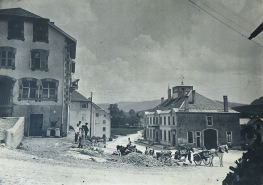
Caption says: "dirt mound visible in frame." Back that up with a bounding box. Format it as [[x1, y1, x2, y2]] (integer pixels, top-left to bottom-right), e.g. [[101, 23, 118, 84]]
[[117, 153, 164, 167]]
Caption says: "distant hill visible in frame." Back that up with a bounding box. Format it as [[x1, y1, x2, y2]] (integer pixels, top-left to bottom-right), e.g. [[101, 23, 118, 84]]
[[231, 96, 263, 118], [251, 96, 263, 105], [98, 99, 161, 112], [215, 101, 247, 108], [99, 99, 247, 113]]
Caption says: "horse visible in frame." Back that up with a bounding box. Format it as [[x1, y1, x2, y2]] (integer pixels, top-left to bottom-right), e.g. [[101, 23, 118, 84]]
[[209, 145, 228, 167]]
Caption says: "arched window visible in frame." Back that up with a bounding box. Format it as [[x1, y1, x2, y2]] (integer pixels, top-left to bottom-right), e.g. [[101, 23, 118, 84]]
[[18, 78, 38, 99], [0, 47, 16, 69], [41, 78, 59, 101]]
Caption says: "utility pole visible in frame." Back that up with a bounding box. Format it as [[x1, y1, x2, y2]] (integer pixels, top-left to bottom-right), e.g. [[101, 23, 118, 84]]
[[89, 92, 93, 138]]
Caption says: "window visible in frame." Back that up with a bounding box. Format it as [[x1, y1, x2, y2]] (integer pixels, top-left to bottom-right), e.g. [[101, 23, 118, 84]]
[[104, 114, 106, 117], [146, 129, 149, 138], [156, 117, 159, 124], [188, 131, 193, 143], [96, 113, 99, 117], [103, 127, 106, 131], [82, 103, 88, 108], [150, 129, 152, 138], [160, 130, 162, 140], [164, 130, 166, 141], [153, 117, 155, 124], [0, 47, 16, 69], [8, 20, 24, 41], [150, 117, 152, 125], [22, 80, 37, 99], [103, 120, 106, 124], [160, 117, 162, 125], [226, 131, 232, 142], [30, 49, 49, 71], [168, 131, 171, 142], [33, 23, 48, 43], [173, 116, 175, 125], [164, 117, 166, 125], [168, 116, 170, 125], [42, 82, 56, 99], [207, 116, 213, 126], [257, 124, 260, 130]]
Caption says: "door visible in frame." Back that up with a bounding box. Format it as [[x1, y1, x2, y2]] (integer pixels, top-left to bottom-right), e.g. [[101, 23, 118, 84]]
[[204, 129, 217, 150], [30, 114, 43, 136], [172, 134, 176, 146], [155, 132, 158, 142]]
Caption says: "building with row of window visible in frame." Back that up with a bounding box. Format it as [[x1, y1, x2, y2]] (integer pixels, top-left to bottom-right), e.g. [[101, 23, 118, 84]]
[[70, 91, 111, 139], [0, 8, 78, 137], [144, 84, 241, 149]]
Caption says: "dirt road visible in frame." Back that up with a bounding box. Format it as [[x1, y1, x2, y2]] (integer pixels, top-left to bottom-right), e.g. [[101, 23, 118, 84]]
[[0, 132, 244, 185]]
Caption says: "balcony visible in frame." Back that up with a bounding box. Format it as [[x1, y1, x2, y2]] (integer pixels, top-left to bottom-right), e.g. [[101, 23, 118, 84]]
[[70, 79, 79, 92]]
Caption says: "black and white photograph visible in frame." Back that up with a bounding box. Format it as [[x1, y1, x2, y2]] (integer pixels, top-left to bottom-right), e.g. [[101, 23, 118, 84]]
[[0, 0, 263, 184]]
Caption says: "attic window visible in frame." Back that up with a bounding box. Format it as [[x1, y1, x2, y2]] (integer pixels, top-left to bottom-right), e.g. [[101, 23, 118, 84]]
[[33, 23, 48, 43], [207, 116, 213, 126], [8, 20, 24, 41]]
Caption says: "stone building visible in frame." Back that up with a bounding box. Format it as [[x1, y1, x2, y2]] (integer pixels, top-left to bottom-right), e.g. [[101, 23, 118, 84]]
[[0, 8, 78, 137], [144, 84, 241, 149], [70, 91, 111, 138]]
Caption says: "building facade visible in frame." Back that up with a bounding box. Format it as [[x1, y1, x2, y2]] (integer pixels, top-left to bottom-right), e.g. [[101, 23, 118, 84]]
[[70, 91, 111, 138], [144, 85, 241, 149], [0, 8, 78, 137]]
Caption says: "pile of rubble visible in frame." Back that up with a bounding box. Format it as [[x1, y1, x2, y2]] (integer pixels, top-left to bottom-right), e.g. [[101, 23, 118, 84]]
[[117, 152, 168, 167]]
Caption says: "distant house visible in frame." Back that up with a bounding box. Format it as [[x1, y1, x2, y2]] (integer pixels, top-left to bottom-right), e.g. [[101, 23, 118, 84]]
[[144, 84, 241, 149], [70, 91, 111, 138], [246, 118, 263, 143], [0, 8, 78, 137]]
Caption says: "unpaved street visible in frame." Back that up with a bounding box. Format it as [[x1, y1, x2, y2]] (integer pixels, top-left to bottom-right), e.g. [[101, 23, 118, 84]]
[[0, 132, 244, 185]]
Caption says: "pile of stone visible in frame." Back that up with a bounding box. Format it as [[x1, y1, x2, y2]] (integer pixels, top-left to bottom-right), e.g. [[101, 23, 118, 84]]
[[117, 152, 166, 167]]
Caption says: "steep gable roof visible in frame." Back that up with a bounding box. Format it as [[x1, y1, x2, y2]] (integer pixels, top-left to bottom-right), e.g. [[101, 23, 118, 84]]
[[71, 91, 90, 102], [0, 8, 48, 20]]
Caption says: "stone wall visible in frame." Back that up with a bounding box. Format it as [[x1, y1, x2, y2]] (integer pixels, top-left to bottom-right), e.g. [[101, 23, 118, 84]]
[[0, 117, 19, 141], [5, 117, 25, 148]]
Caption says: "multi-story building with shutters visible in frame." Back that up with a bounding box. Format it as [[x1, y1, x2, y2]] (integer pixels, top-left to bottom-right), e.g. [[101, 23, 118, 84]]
[[144, 84, 241, 149], [0, 8, 78, 137]]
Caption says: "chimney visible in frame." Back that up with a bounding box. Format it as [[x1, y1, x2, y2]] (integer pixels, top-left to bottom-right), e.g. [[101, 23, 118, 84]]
[[161, 97, 164, 103], [223, 95, 228, 112], [192, 90, 195, 104], [184, 95, 189, 111], [168, 88, 171, 99]]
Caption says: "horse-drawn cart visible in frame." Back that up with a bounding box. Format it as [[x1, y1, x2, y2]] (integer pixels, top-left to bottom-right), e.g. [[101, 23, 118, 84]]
[[193, 151, 211, 165]]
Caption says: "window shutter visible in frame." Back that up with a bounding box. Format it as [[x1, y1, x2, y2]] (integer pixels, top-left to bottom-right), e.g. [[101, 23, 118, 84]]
[[44, 50, 49, 72], [21, 21, 25, 41], [33, 23, 36, 42], [31, 50, 35, 71], [18, 79, 22, 99], [11, 48, 16, 70], [71, 62, 75, 73], [7, 21, 11, 40]]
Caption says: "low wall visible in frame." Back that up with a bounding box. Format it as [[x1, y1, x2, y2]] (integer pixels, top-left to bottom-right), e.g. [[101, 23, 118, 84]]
[[0, 117, 19, 141], [5, 117, 25, 148]]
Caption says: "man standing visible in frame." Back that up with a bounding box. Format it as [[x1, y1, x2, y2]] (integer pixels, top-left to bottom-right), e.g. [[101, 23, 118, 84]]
[[84, 122, 89, 139], [75, 121, 81, 143]]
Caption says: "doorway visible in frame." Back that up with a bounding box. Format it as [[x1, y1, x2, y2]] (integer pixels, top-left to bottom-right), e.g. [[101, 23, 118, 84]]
[[30, 114, 43, 136], [196, 131, 201, 147], [204, 129, 217, 149]]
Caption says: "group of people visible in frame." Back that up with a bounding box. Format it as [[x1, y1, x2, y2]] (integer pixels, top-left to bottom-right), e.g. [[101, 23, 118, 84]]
[[75, 121, 89, 148]]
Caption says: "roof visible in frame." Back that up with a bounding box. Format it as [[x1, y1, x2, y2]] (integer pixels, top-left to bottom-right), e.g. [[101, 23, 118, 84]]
[[147, 90, 239, 114], [247, 118, 263, 125], [0, 8, 76, 58], [239, 118, 251, 125], [71, 91, 90, 102], [0, 8, 44, 19]]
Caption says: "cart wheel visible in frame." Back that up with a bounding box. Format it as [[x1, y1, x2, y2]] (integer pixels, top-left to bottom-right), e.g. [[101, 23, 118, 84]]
[[194, 154, 202, 165], [203, 158, 210, 165]]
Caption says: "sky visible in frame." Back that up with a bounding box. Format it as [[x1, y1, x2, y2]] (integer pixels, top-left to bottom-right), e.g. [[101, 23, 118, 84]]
[[1, 0, 263, 104]]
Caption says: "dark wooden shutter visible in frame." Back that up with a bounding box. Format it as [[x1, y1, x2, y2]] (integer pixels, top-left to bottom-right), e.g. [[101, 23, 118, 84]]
[[7, 21, 11, 40], [31, 50, 35, 71], [33, 23, 36, 42], [44, 50, 49, 72], [71, 62, 75, 73], [21, 21, 25, 41], [18, 79, 22, 100], [12, 48, 16, 70]]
